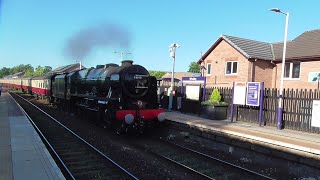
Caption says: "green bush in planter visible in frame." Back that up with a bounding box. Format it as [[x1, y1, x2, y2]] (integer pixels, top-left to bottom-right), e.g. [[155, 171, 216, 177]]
[[202, 88, 228, 106]]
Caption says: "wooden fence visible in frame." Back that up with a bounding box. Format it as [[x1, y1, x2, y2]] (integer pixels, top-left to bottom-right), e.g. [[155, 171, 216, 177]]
[[205, 87, 320, 133]]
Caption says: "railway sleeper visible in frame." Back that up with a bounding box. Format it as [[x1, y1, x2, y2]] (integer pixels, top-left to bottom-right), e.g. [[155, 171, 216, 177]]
[[58, 151, 90, 157], [53, 146, 88, 153], [60, 155, 98, 162], [67, 159, 105, 166], [70, 163, 110, 172], [73, 169, 121, 179]]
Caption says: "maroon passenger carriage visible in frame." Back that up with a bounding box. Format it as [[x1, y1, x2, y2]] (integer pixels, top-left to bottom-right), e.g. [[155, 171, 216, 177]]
[[21, 77, 32, 94], [30, 75, 52, 100], [7, 78, 22, 89]]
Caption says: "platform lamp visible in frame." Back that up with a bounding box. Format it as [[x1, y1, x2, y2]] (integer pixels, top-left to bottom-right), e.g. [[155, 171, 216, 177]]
[[113, 51, 132, 61], [168, 43, 180, 111], [76, 60, 82, 70], [271, 8, 289, 129], [198, 52, 206, 77]]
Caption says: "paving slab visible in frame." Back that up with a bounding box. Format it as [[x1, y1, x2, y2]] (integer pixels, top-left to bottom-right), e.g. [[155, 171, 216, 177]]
[[165, 111, 320, 155], [0, 92, 65, 180]]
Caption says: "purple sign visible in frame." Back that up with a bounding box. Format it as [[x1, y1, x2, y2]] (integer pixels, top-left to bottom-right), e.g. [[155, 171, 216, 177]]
[[246, 82, 260, 106], [182, 76, 206, 83]]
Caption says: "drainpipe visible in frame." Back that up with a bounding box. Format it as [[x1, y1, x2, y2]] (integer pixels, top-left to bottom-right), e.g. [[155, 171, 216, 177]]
[[270, 61, 277, 88], [250, 59, 257, 82]]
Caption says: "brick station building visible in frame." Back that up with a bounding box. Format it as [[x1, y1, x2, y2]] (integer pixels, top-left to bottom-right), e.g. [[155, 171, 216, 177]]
[[198, 29, 320, 89]]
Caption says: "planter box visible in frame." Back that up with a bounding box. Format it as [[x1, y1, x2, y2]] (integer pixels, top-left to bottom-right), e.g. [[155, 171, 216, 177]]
[[201, 104, 228, 120]]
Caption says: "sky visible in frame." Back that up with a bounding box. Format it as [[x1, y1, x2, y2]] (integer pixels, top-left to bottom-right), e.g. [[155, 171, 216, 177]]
[[0, 0, 319, 72]]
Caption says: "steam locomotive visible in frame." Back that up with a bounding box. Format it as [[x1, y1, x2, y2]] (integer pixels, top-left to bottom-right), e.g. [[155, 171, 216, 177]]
[[0, 60, 165, 134]]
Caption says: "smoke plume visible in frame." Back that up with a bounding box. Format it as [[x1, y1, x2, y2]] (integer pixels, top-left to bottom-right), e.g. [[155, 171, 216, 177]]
[[65, 23, 131, 60]]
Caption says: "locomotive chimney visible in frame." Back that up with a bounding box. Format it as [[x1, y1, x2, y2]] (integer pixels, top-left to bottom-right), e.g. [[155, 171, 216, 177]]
[[121, 60, 133, 67]]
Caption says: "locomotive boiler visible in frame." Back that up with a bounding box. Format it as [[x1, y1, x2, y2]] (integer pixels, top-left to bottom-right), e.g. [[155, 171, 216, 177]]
[[52, 60, 165, 134]]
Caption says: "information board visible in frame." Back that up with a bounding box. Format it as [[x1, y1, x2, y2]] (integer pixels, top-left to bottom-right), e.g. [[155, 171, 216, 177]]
[[233, 82, 246, 105], [246, 82, 261, 106], [185, 85, 200, 100], [311, 100, 320, 127]]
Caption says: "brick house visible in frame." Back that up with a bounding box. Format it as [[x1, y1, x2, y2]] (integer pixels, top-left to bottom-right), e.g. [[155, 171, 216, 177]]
[[161, 72, 201, 86], [198, 29, 320, 89]]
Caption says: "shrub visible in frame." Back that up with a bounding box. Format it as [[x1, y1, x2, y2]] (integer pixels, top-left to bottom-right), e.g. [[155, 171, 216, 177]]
[[202, 88, 228, 106], [210, 88, 221, 103]]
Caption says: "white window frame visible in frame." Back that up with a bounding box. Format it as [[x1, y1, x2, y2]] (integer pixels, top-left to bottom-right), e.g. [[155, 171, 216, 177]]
[[206, 63, 212, 76], [225, 61, 238, 75], [284, 62, 301, 80]]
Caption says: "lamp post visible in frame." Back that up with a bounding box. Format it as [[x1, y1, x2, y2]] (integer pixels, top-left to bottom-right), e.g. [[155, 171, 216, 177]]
[[168, 43, 180, 111], [113, 51, 132, 61], [271, 8, 289, 129], [76, 60, 82, 70]]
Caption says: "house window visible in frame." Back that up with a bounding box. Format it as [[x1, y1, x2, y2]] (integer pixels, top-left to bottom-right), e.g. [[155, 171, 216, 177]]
[[225, 61, 238, 75], [284, 62, 300, 79], [206, 63, 212, 75]]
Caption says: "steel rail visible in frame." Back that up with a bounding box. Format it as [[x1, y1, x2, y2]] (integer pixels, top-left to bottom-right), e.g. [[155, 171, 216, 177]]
[[164, 140, 275, 180], [9, 93, 75, 180], [144, 146, 214, 179], [12, 92, 138, 180]]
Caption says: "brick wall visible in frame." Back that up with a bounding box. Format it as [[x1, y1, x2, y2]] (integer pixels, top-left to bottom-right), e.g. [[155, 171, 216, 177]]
[[203, 40, 320, 89], [252, 60, 274, 88], [274, 61, 320, 89], [204, 40, 250, 87]]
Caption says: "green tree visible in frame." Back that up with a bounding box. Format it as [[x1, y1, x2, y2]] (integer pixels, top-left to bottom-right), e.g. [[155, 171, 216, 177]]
[[0, 68, 9, 78], [149, 70, 167, 78], [0, 67, 11, 78], [33, 66, 44, 76], [188, 62, 200, 73], [44, 66, 52, 73], [9, 64, 33, 74], [0, 64, 53, 78], [25, 65, 52, 77]]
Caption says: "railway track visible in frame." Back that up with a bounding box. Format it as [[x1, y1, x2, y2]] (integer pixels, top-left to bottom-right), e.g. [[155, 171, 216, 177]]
[[11, 93, 137, 180], [131, 137, 275, 180]]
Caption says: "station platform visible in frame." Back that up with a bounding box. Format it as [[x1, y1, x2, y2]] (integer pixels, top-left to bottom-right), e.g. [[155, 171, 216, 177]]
[[0, 92, 65, 180], [165, 111, 320, 167]]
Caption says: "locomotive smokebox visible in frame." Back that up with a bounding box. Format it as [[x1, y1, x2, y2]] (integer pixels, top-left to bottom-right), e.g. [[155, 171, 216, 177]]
[[121, 60, 133, 67]]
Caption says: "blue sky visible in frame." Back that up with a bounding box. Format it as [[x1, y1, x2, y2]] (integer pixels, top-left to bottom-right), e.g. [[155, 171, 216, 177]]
[[0, 0, 319, 72]]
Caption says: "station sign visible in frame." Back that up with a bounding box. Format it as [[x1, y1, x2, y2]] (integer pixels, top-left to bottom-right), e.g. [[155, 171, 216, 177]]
[[233, 82, 246, 105], [182, 76, 205, 101], [246, 82, 261, 106], [182, 77, 205, 84], [311, 100, 320, 127], [185, 85, 201, 100]]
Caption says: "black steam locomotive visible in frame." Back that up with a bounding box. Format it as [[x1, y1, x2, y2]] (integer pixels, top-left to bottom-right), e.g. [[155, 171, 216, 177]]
[[52, 60, 165, 134]]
